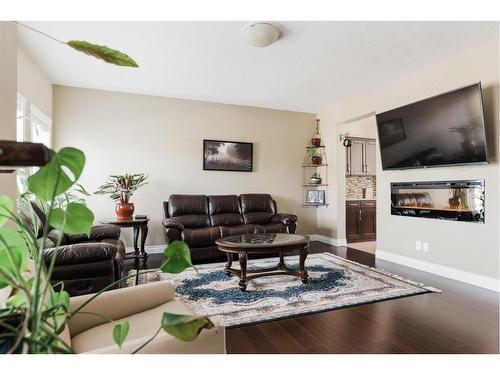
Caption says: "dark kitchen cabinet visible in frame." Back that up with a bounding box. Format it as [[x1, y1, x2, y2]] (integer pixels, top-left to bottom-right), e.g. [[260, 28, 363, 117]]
[[346, 138, 376, 176], [346, 200, 376, 243]]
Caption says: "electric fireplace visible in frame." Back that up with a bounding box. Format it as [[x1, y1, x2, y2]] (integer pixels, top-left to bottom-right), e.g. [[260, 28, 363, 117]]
[[391, 180, 485, 223]]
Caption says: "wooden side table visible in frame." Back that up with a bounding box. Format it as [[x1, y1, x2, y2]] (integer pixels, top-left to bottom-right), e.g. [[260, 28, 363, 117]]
[[101, 217, 150, 261]]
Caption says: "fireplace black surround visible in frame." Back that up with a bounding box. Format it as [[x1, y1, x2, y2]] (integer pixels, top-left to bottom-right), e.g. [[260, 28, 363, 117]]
[[391, 180, 485, 223]]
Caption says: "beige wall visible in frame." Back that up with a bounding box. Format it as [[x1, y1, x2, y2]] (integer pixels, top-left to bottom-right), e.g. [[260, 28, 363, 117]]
[[17, 45, 53, 119], [318, 36, 499, 280], [0, 22, 17, 203], [53, 85, 317, 246]]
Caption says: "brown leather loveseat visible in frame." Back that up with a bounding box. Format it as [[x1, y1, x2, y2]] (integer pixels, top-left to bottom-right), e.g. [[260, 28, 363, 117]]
[[162, 194, 298, 262]]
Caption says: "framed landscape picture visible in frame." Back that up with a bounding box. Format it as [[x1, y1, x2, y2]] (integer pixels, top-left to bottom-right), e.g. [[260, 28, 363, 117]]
[[203, 140, 253, 172]]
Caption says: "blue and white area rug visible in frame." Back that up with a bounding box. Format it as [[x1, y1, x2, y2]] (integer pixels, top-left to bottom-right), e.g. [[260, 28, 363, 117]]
[[130, 253, 440, 328]]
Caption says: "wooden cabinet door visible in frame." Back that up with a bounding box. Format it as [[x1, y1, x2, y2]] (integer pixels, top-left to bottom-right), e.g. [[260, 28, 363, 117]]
[[349, 140, 365, 176], [360, 201, 376, 240], [365, 140, 376, 175], [346, 201, 362, 242]]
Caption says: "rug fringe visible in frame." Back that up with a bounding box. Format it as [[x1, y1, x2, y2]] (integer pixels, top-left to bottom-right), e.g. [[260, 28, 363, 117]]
[[322, 252, 442, 293]]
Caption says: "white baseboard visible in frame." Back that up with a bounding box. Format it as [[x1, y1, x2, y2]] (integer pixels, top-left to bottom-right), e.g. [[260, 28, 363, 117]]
[[376, 250, 499, 292], [131, 235, 348, 255], [308, 234, 347, 247]]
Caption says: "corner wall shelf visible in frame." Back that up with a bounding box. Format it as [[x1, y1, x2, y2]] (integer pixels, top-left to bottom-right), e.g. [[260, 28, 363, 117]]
[[302, 119, 329, 208]]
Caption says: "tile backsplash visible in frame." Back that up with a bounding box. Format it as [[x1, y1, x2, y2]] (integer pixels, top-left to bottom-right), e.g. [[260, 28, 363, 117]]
[[346, 176, 376, 200]]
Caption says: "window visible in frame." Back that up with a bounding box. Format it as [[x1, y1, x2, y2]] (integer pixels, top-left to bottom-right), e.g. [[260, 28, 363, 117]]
[[16, 94, 52, 147], [16, 94, 52, 192]]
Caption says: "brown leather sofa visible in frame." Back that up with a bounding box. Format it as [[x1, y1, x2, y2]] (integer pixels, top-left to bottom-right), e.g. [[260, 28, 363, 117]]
[[26, 202, 126, 296], [162, 194, 298, 262]]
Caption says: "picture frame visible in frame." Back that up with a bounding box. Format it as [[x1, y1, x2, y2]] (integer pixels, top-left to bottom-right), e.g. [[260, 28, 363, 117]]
[[378, 118, 406, 149], [203, 139, 253, 172], [306, 189, 325, 205]]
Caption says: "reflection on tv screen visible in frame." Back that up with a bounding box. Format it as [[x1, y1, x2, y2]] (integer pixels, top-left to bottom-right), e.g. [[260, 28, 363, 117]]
[[376, 83, 487, 170]]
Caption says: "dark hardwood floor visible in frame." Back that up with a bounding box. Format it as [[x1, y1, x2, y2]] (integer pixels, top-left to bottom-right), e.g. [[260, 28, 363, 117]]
[[125, 241, 499, 354]]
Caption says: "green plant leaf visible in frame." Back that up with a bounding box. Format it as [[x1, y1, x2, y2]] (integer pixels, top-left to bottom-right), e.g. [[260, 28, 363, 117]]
[[28, 148, 85, 201], [0, 228, 29, 289], [67, 40, 139, 68], [49, 202, 94, 235], [0, 196, 13, 227], [161, 313, 214, 342], [160, 241, 193, 274], [113, 321, 130, 348]]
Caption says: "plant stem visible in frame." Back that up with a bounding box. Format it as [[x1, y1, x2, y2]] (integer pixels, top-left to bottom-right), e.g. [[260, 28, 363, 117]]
[[131, 326, 162, 354], [11, 21, 65, 44]]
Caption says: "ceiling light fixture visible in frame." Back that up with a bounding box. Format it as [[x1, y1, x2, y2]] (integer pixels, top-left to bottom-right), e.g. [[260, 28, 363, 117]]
[[241, 22, 282, 47]]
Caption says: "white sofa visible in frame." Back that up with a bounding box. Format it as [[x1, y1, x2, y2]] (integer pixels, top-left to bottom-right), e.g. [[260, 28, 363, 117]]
[[65, 280, 226, 354]]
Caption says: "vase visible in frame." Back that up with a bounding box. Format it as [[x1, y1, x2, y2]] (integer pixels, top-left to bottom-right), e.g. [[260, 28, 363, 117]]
[[312, 156, 322, 165], [116, 202, 135, 220], [311, 136, 321, 147]]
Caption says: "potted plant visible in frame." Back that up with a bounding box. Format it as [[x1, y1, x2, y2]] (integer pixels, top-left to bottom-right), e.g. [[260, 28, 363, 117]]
[[308, 172, 322, 185], [307, 147, 323, 165], [311, 119, 321, 147], [94, 174, 148, 220]]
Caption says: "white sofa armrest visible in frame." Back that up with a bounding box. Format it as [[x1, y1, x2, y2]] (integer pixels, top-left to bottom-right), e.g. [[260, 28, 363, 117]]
[[68, 280, 176, 337]]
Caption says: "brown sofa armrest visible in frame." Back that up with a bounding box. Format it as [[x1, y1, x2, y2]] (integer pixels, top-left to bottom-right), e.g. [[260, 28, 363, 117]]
[[43, 243, 118, 266], [162, 218, 184, 231], [65, 224, 121, 244], [271, 213, 298, 226]]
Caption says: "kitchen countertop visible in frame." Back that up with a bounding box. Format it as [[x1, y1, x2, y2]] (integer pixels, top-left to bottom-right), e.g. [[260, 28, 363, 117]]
[[346, 198, 377, 201]]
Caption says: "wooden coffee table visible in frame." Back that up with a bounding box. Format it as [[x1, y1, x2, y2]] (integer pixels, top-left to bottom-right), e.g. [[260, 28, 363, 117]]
[[215, 233, 310, 292]]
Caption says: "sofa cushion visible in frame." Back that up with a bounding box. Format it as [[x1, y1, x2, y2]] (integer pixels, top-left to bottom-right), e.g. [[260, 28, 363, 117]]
[[208, 195, 243, 226], [219, 224, 259, 238], [168, 195, 208, 217], [243, 211, 273, 225], [210, 213, 243, 227], [182, 227, 221, 248], [174, 214, 210, 228], [208, 195, 240, 214], [240, 194, 276, 214]]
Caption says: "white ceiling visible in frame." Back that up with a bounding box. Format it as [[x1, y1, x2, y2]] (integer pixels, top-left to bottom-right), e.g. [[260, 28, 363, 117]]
[[18, 21, 498, 113]]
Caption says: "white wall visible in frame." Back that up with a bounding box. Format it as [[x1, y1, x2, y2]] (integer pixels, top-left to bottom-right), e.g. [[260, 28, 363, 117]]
[[53, 85, 318, 247], [17, 45, 53, 119], [0, 22, 18, 203], [318, 35, 499, 281]]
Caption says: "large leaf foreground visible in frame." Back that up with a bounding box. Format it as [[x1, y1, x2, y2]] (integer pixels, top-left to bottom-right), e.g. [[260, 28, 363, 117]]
[[27, 147, 85, 201], [67, 41, 139, 67]]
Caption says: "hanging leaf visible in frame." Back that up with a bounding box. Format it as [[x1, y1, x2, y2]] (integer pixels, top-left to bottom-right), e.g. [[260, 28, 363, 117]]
[[49, 202, 94, 235], [28, 148, 85, 201], [0, 196, 13, 227], [0, 228, 29, 289], [161, 313, 214, 342], [67, 40, 139, 67], [160, 241, 193, 274], [113, 321, 130, 348]]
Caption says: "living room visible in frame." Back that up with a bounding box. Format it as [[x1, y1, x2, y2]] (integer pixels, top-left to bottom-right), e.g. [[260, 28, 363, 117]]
[[1, 1, 499, 372]]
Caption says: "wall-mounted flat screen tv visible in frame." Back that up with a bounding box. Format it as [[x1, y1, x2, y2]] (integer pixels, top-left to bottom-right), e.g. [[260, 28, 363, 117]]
[[376, 83, 488, 170]]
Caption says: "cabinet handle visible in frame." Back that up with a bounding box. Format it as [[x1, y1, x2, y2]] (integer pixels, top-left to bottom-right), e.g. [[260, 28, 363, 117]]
[[358, 209, 362, 222]]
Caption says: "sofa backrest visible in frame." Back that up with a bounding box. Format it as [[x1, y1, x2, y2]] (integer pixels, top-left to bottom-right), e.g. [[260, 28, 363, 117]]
[[208, 195, 243, 227], [166, 194, 210, 228], [239, 194, 276, 225]]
